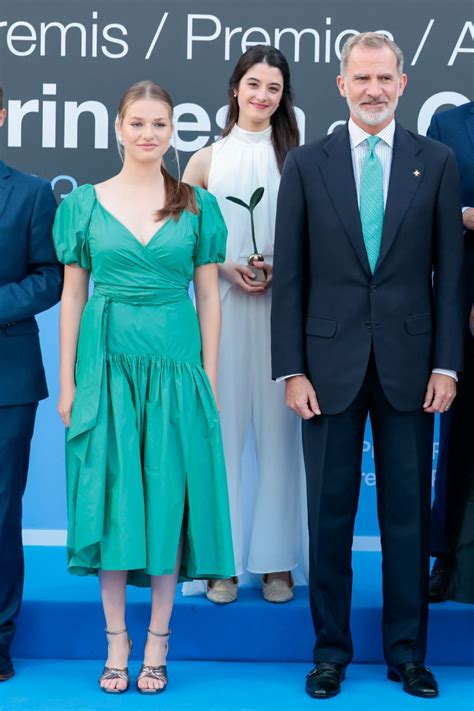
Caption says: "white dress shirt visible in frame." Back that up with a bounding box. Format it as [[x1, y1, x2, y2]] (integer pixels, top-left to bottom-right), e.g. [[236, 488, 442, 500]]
[[348, 117, 394, 208]]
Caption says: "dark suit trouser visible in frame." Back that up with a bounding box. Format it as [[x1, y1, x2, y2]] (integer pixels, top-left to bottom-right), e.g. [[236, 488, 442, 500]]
[[0, 402, 37, 673], [431, 332, 473, 558], [430, 410, 453, 557], [302, 358, 434, 667], [447, 333, 474, 601]]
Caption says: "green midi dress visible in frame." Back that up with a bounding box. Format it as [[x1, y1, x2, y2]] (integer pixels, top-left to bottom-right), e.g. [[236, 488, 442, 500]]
[[53, 183, 235, 586]]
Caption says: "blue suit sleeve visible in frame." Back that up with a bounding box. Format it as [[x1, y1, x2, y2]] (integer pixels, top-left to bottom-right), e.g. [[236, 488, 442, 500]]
[[427, 113, 440, 142], [432, 150, 465, 372], [0, 181, 63, 324]]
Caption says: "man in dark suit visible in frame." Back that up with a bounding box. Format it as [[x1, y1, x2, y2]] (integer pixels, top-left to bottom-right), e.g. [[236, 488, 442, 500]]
[[0, 86, 62, 681], [271, 33, 464, 699], [427, 101, 474, 601]]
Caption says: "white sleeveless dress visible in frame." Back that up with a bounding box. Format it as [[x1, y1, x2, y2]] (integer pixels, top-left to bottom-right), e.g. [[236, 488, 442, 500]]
[[206, 124, 308, 581]]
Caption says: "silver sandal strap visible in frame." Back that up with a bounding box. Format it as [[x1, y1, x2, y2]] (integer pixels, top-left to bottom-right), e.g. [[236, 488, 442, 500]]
[[138, 664, 167, 681], [101, 666, 129, 682], [148, 628, 171, 638]]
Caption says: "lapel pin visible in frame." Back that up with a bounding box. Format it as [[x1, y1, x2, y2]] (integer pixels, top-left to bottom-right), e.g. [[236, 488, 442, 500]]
[[413, 169, 421, 177]]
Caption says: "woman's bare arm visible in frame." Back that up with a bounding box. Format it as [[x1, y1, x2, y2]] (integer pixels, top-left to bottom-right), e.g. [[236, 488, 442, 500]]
[[183, 146, 212, 189], [194, 262, 221, 406], [58, 264, 89, 426]]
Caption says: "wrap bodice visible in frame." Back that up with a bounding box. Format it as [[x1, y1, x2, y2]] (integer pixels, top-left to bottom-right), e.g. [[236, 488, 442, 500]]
[[53, 182, 227, 447]]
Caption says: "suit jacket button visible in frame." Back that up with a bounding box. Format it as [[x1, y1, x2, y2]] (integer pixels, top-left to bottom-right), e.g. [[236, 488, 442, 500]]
[[370, 285, 377, 293], [366, 321, 372, 330]]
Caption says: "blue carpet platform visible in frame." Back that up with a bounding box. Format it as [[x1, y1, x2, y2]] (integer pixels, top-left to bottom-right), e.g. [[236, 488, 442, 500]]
[[12, 548, 473, 664], [2, 662, 473, 711], [3, 547, 473, 710]]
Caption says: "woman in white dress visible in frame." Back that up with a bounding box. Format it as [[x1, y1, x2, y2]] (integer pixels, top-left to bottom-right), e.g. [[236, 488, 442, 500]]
[[184, 45, 305, 603]]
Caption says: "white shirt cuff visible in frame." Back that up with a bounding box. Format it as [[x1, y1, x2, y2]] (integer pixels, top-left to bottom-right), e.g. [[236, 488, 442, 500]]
[[276, 373, 304, 382], [279, 369, 457, 382], [432, 368, 458, 381]]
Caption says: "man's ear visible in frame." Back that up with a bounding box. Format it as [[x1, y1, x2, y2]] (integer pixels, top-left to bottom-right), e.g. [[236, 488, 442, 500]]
[[398, 73, 408, 98], [336, 75, 347, 98], [0, 109, 6, 128]]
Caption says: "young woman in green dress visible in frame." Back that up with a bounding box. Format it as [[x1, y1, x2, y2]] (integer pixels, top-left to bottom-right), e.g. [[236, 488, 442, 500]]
[[53, 81, 234, 694]]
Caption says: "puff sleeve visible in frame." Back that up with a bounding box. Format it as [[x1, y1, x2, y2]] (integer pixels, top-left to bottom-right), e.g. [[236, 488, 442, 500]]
[[193, 186, 227, 267], [53, 184, 94, 269]]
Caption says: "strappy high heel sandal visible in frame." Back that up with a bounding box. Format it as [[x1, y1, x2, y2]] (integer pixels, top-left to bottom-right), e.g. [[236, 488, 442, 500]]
[[99, 628, 133, 694], [136, 628, 171, 695]]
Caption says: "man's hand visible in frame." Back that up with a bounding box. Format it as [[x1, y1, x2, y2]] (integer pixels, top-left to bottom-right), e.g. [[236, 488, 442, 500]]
[[423, 373, 457, 413], [462, 207, 474, 232], [285, 375, 321, 419]]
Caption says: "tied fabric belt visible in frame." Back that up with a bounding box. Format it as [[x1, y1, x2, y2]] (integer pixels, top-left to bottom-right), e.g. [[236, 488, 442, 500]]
[[67, 282, 189, 449]]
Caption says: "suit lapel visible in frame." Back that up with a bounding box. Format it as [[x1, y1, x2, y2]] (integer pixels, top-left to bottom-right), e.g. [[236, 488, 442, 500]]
[[376, 125, 423, 271], [465, 103, 474, 154], [319, 125, 371, 277], [0, 161, 13, 218]]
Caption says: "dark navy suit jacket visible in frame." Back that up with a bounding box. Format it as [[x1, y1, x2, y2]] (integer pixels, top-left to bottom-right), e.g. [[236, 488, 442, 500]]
[[428, 101, 474, 305], [427, 102, 474, 556], [271, 123, 465, 414], [0, 161, 63, 406]]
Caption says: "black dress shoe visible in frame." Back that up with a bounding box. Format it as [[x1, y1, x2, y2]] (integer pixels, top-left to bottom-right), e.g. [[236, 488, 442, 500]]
[[0, 668, 15, 682], [387, 662, 439, 698], [429, 555, 452, 603], [305, 662, 345, 699]]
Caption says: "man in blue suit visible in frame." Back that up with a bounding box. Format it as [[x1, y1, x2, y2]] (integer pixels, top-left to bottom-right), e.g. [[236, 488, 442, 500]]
[[0, 86, 63, 681], [428, 101, 474, 601]]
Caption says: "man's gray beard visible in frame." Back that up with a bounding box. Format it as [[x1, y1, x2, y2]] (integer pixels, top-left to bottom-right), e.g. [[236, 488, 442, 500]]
[[348, 98, 398, 127]]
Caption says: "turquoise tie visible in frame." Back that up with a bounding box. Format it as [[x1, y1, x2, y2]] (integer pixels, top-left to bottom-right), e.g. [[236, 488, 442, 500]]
[[360, 135, 384, 273]]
